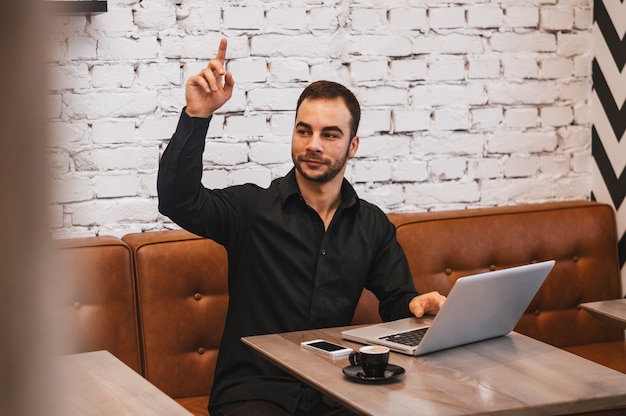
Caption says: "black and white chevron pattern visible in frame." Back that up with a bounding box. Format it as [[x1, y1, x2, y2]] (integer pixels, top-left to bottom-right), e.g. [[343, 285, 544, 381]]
[[591, 0, 626, 295]]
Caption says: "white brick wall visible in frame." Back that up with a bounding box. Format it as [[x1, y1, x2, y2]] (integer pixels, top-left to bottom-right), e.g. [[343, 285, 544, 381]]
[[48, 0, 594, 237]]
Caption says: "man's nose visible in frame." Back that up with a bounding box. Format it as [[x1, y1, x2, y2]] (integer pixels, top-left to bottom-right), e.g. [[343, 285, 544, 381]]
[[305, 133, 323, 151]]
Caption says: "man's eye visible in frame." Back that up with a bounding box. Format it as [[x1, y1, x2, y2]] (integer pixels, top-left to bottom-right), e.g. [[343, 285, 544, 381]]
[[297, 129, 311, 135]]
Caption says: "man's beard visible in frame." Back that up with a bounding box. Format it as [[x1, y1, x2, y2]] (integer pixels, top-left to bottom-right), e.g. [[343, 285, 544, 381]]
[[293, 148, 350, 184]]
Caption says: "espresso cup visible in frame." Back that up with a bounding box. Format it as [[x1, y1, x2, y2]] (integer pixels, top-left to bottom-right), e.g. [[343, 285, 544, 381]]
[[349, 345, 390, 377]]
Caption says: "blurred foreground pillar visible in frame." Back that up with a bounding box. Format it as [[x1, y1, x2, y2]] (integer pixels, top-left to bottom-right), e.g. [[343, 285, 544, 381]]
[[0, 1, 56, 416]]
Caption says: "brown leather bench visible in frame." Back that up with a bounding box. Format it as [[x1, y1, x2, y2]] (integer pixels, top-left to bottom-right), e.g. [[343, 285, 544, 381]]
[[122, 230, 228, 415], [56, 201, 625, 416], [54, 236, 142, 374], [358, 201, 625, 373]]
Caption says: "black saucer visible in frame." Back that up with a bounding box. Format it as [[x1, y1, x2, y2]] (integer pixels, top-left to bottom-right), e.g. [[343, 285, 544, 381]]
[[342, 364, 405, 384]]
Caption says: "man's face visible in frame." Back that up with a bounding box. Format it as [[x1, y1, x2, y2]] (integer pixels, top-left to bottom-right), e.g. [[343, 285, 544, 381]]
[[291, 97, 359, 184]]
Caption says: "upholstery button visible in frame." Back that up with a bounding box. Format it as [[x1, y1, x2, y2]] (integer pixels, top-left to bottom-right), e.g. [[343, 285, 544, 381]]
[[197, 347, 205, 355], [445, 268, 452, 275], [534, 309, 541, 316], [489, 265, 496, 271], [321, 249, 326, 256], [73, 302, 81, 310], [572, 256, 579, 263], [194, 293, 202, 301]]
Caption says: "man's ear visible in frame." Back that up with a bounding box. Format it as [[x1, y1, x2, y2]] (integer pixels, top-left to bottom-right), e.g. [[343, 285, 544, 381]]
[[348, 135, 359, 158]]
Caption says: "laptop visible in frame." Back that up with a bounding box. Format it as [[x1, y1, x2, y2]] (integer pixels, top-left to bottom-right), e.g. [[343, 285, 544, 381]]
[[342, 260, 555, 356]]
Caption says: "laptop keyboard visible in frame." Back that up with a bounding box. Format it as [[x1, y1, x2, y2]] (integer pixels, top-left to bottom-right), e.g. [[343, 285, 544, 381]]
[[380, 327, 428, 347]]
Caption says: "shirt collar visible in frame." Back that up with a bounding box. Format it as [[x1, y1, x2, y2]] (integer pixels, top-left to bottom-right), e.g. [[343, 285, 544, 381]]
[[279, 168, 359, 210]]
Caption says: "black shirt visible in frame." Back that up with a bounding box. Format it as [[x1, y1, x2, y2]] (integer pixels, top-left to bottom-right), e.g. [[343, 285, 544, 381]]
[[157, 110, 419, 413]]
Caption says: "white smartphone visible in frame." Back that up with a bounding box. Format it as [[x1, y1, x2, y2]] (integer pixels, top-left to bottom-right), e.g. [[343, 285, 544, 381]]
[[300, 339, 353, 358]]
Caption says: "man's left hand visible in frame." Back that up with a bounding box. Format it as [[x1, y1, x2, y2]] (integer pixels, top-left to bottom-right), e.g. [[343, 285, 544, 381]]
[[409, 292, 446, 318]]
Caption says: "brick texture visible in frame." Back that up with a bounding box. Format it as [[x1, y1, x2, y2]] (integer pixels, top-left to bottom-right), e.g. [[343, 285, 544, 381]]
[[48, 0, 594, 236]]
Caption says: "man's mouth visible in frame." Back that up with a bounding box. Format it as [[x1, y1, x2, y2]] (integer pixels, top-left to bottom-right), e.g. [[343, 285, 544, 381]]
[[304, 159, 324, 167], [299, 155, 326, 167]]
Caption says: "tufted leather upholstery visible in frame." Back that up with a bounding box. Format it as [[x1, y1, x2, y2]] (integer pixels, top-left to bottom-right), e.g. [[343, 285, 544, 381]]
[[55, 200, 625, 416], [54, 236, 142, 373], [122, 230, 228, 404], [354, 201, 624, 373]]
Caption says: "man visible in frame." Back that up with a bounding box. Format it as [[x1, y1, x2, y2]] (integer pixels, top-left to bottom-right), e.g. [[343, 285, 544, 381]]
[[158, 38, 445, 416]]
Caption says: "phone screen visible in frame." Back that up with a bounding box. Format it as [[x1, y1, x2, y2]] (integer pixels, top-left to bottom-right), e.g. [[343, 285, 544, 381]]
[[308, 341, 345, 351]]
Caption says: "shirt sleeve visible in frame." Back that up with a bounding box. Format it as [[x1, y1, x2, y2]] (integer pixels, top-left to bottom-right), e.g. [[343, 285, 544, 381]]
[[157, 109, 238, 245], [366, 217, 419, 322]]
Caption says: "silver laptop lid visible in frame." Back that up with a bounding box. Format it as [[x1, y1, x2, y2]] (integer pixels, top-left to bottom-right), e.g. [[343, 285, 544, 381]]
[[342, 260, 555, 355]]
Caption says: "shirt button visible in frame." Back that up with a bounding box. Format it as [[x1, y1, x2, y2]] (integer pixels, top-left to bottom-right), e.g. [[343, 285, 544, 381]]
[[321, 249, 326, 255]]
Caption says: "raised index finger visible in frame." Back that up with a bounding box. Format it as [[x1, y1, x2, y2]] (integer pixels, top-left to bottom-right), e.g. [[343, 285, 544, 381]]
[[216, 38, 227, 64]]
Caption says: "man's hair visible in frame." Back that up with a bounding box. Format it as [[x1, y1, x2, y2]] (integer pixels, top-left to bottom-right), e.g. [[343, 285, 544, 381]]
[[295, 80, 361, 140]]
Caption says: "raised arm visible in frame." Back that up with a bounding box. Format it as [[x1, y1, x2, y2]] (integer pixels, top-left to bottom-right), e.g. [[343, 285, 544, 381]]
[[157, 38, 237, 239], [185, 37, 235, 118]]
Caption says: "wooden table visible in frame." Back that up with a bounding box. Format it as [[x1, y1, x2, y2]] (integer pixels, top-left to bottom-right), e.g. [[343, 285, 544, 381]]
[[579, 298, 626, 329], [242, 326, 626, 416], [56, 350, 192, 416]]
